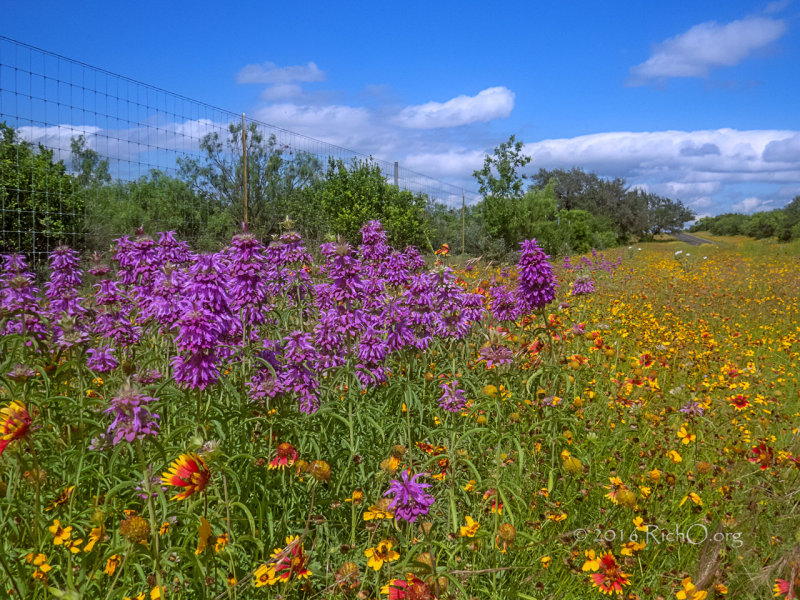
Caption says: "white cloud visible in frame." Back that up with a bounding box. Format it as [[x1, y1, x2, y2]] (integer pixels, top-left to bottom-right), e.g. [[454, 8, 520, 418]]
[[260, 83, 304, 101], [628, 17, 786, 84], [17, 124, 102, 159], [236, 61, 325, 85], [394, 87, 514, 129], [517, 128, 800, 212], [763, 134, 800, 162], [732, 196, 772, 212], [403, 149, 485, 177], [690, 196, 713, 209], [764, 0, 790, 14], [253, 103, 381, 149]]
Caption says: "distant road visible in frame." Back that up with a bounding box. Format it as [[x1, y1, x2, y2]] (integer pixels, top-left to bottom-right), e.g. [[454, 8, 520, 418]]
[[672, 232, 716, 246]]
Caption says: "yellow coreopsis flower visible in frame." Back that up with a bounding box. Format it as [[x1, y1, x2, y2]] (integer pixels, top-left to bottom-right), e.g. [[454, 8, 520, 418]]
[[676, 576, 707, 599], [49, 519, 73, 545], [364, 540, 400, 571], [105, 555, 122, 576], [680, 492, 703, 507], [677, 425, 696, 444], [459, 516, 480, 538], [582, 549, 601, 572]]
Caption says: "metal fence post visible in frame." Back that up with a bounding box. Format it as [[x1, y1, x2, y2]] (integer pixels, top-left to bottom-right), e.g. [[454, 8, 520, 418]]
[[242, 113, 248, 229]]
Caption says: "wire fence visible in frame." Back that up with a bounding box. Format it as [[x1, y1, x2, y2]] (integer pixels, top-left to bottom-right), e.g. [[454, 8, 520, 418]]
[[0, 35, 480, 260]]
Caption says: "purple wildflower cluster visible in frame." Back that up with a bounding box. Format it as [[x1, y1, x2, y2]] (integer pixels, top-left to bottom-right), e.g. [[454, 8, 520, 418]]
[[104, 382, 160, 445], [0, 253, 47, 340], [571, 276, 595, 296], [1, 220, 560, 419], [438, 380, 467, 412], [516, 239, 557, 312], [384, 470, 435, 523], [562, 248, 622, 276]]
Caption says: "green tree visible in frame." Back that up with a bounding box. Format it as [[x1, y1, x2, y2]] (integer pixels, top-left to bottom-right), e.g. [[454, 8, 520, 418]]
[[70, 135, 111, 188], [472, 135, 532, 250], [83, 170, 226, 251], [178, 123, 321, 239], [643, 192, 695, 236], [315, 157, 431, 249], [0, 123, 83, 257]]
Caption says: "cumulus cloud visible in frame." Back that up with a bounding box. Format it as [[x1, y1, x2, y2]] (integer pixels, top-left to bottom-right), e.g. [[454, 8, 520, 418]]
[[763, 134, 800, 162], [764, 0, 790, 14], [403, 149, 485, 177], [394, 87, 514, 129], [512, 128, 800, 212], [236, 61, 325, 85], [253, 103, 383, 150], [732, 196, 772, 212], [260, 83, 304, 101], [628, 16, 787, 84], [16, 119, 226, 167]]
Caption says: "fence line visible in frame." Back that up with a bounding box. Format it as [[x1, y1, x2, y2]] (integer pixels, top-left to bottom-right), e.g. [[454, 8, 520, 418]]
[[0, 35, 480, 258]]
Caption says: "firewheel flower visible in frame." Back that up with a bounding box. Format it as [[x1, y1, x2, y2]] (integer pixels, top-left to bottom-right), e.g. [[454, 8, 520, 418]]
[[268, 443, 298, 470], [161, 453, 211, 500], [0, 401, 32, 457], [585, 552, 630, 595], [253, 535, 312, 586]]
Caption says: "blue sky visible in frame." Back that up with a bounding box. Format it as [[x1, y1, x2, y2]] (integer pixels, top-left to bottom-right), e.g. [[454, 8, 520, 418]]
[[3, 0, 800, 215]]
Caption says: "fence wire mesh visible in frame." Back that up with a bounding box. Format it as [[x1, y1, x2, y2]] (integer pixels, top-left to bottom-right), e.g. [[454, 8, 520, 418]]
[[0, 35, 480, 260]]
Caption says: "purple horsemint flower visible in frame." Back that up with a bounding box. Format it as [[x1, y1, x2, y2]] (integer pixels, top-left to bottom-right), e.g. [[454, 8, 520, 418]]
[[139, 265, 186, 330], [430, 268, 476, 340], [438, 380, 467, 412], [516, 239, 557, 312], [128, 234, 160, 293], [135, 465, 166, 500], [571, 276, 595, 296], [271, 231, 314, 304], [1, 255, 47, 340], [186, 253, 232, 318], [490, 285, 520, 322], [7, 363, 36, 383], [355, 322, 390, 388], [248, 340, 285, 402], [404, 273, 435, 350], [88, 251, 111, 277], [86, 346, 118, 373], [280, 331, 320, 413], [156, 231, 192, 265], [104, 382, 160, 445], [383, 301, 415, 352], [359, 220, 391, 280], [45, 246, 85, 319], [384, 252, 410, 287], [480, 344, 514, 369], [93, 280, 140, 347], [680, 400, 705, 417], [404, 246, 426, 272], [112, 235, 135, 284], [133, 369, 162, 385], [320, 239, 364, 303], [227, 231, 270, 328], [171, 352, 219, 390], [171, 300, 225, 390], [384, 470, 435, 523], [313, 309, 347, 370]]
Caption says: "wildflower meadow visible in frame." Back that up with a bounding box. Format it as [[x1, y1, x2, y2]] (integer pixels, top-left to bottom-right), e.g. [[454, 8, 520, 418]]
[[1, 223, 799, 599]]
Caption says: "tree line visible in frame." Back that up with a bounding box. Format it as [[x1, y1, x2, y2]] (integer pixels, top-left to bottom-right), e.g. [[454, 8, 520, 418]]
[[689, 199, 800, 242], [1, 124, 696, 261]]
